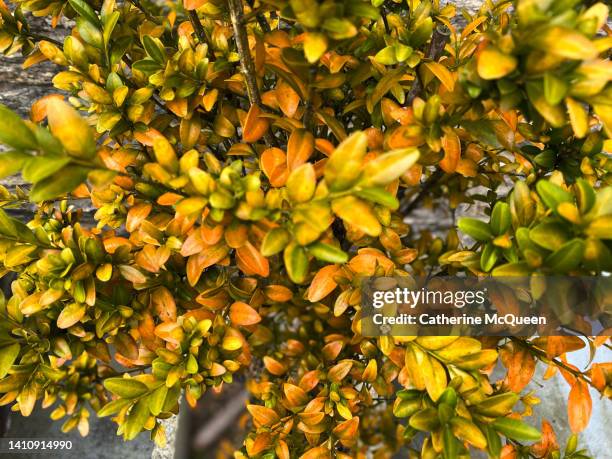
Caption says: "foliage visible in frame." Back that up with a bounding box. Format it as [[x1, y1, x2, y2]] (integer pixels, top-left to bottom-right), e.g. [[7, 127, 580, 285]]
[[0, 0, 611, 457]]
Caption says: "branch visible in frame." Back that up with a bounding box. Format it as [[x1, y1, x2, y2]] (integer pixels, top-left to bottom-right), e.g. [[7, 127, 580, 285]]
[[188, 10, 211, 49], [128, 0, 161, 25], [25, 32, 63, 47], [245, 0, 271, 32], [228, 0, 276, 147], [399, 169, 445, 214], [406, 24, 451, 104]]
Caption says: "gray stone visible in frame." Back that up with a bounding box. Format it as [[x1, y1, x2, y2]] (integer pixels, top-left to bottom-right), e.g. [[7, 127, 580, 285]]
[[4, 408, 155, 459]]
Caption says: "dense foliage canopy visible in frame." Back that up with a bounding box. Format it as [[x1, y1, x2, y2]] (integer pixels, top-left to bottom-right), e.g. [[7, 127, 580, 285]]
[[0, 0, 611, 457]]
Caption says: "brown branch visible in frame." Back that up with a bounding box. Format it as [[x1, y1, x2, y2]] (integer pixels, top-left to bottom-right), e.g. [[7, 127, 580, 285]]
[[245, 0, 271, 32], [228, 0, 275, 147], [128, 0, 161, 24], [188, 10, 211, 49], [399, 169, 445, 214], [406, 24, 451, 105]]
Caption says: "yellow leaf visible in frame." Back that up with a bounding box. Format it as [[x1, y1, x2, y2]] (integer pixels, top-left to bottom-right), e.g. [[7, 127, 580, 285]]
[[424, 62, 455, 91], [46, 98, 95, 158], [477, 46, 517, 80], [331, 196, 381, 236]]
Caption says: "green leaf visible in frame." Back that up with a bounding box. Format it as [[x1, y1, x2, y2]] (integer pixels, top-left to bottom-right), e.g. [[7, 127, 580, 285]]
[[98, 398, 132, 417], [393, 398, 421, 418], [0, 104, 38, 151], [543, 73, 567, 106], [484, 424, 502, 459], [324, 131, 367, 191], [30, 166, 89, 202], [457, 218, 493, 242], [492, 417, 541, 442], [103, 377, 149, 399], [442, 424, 459, 459], [0, 209, 17, 237], [575, 179, 596, 214], [362, 147, 420, 186], [22, 156, 71, 183], [0, 343, 20, 379], [490, 202, 511, 236], [474, 393, 519, 417], [68, 0, 100, 26], [536, 180, 573, 212], [529, 222, 569, 251], [491, 262, 531, 276], [0, 152, 30, 179], [142, 36, 166, 65], [308, 242, 348, 264], [480, 242, 498, 272], [149, 385, 168, 416], [124, 398, 149, 440], [283, 243, 309, 284], [544, 238, 585, 272], [355, 187, 399, 210], [261, 228, 291, 257], [132, 59, 163, 74], [4, 245, 37, 268]]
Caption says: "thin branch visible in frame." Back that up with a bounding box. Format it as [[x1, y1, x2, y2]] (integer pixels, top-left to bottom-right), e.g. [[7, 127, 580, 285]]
[[245, 0, 271, 32], [188, 10, 211, 48], [227, 0, 276, 147], [25, 32, 63, 47], [399, 169, 445, 214], [128, 0, 161, 25], [406, 24, 451, 104]]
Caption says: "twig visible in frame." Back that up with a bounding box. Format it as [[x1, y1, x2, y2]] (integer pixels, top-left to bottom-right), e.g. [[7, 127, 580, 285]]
[[188, 10, 210, 48], [406, 24, 451, 104], [128, 0, 161, 25], [245, 0, 271, 32], [25, 32, 63, 47], [227, 0, 276, 147], [399, 169, 445, 214]]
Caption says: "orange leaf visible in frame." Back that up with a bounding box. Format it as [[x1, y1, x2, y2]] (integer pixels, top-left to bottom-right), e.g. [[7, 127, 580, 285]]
[[568, 380, 592, 432], [567, 380, 593, 433], [531, 420, 558, 458], [186, 243, 229, 286], [424, 62, 455, 92], [126, 203, 152, 232], [236, 241, 269, 277], [183, 0, 206, 11], [440, 130, 461, 173], [501, 343, 536, 392], [287, 129, 315, 171], [229, 301, 261, 326], [328, 360, 353, 383], [307, 265, 339, 302], [299, 446, 331, 459], [277, 79, 300, 118], [264, 356, 287, 376], [332, 416, 359, 445], [284, 383, 309, 407], [30, 94, 64, 122], [151, 286, 177, 322], [247, 404, 280, 428], [166, 97, 188, 117], [264, 284, 294, 302], [261, 147, 289, 187], [242, 104, 270, 143]]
